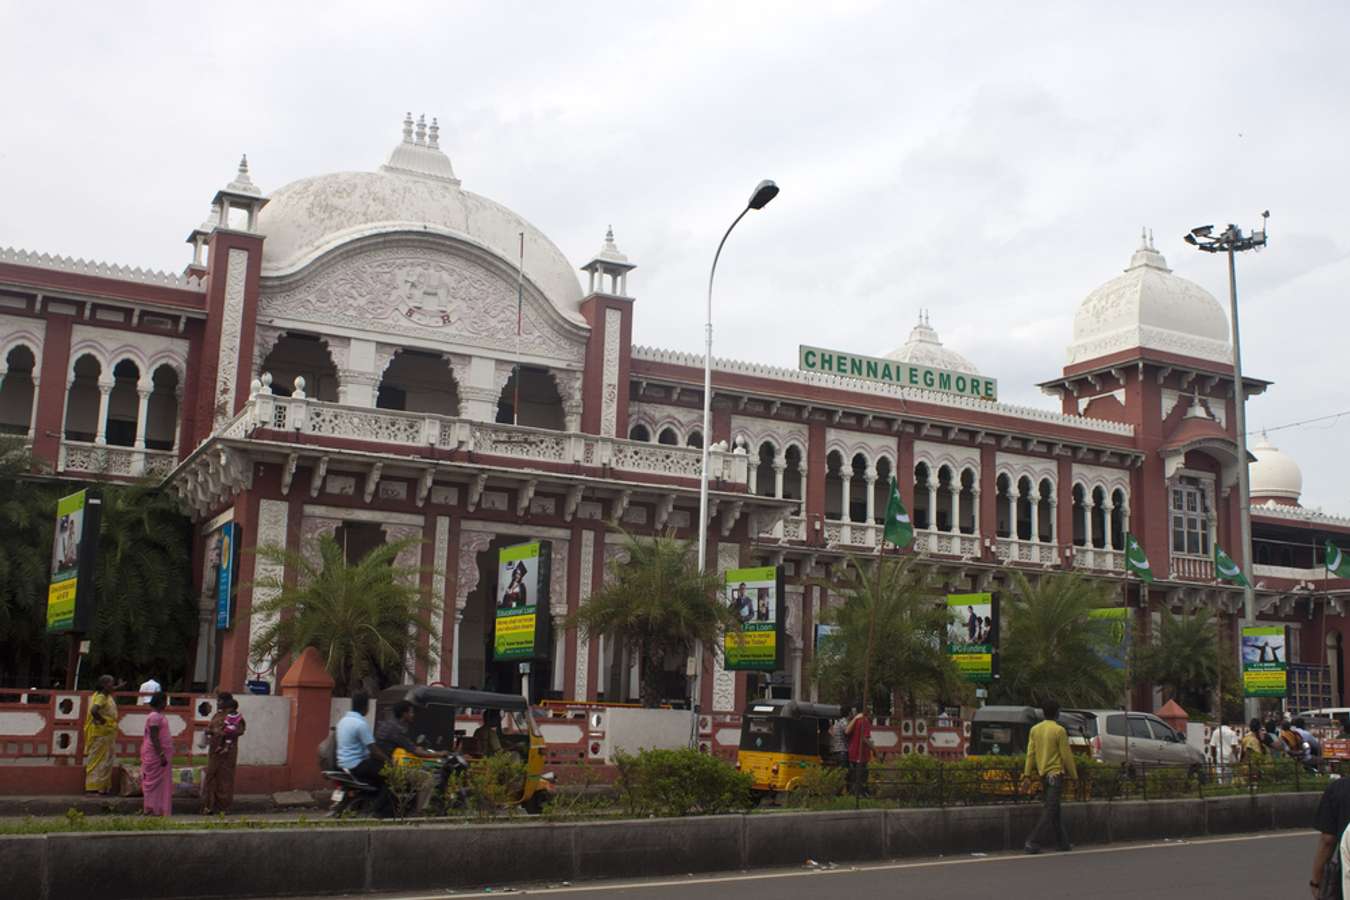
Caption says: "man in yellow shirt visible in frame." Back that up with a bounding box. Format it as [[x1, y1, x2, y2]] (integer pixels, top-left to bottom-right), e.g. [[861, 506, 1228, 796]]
[[1022, 699, 1077, 854]]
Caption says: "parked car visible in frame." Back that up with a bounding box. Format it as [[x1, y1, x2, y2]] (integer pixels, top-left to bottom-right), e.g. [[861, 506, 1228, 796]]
[[1067, 709, 1207, 773]]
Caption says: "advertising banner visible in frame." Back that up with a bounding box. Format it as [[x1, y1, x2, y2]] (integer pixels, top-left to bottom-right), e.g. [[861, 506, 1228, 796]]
[[724, 566, 784, 671], [493, 540, 551, 662], [1241, 625, 1287, 698], [47, 489, 100, 633], [1088, 607, 1130, 670], [946, 592, 998, 682], [214, 522, 238, 630]]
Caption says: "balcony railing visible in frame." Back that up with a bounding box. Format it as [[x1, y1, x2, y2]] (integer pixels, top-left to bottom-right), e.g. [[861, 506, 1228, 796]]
[[994, 537, 1059, 566], [1170, 554, 1213, 582], [1072, 546, 1125, 573], [59, 441, 177, 479], [1252, 563, 1325, 583], [218, 393, 747, 485]]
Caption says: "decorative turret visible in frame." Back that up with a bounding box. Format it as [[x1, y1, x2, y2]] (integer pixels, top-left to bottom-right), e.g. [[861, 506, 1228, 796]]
[[380, 112, 460, 185], [212, 155, 268, 233], [580, 226, 636, 297]]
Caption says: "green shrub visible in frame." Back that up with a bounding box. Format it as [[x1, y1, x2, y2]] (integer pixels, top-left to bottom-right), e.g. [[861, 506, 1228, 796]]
[[382, 761, 436, 819], [614, 748, 754, 817], [784, 765, 848, 809]]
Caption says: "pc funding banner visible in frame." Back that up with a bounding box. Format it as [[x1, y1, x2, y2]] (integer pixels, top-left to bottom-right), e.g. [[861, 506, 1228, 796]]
[[724, 566, 784, 671], [946, 592, 998, 683], [1241, 625, 1287, 698], [493, 540, 552, 662], [47, 489, 101, 633]]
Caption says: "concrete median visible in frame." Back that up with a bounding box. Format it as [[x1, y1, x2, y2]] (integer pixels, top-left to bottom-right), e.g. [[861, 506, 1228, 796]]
[[9, 791, 1321, 900]]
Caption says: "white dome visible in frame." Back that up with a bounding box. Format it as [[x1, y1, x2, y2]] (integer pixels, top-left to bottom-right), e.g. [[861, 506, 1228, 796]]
[[885, 313, 979, 374], [1066, 232, 1231, 366], [256, 115, 585, 324], [1249, 432, 1302, 503]]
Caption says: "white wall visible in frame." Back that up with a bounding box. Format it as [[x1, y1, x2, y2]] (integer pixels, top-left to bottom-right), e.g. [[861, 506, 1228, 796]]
[[603, 707, 695, 760], [234, 695, 291, 766]]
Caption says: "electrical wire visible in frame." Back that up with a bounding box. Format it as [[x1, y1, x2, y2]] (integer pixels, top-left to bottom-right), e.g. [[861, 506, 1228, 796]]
[[1248, 409, 1350, 436]]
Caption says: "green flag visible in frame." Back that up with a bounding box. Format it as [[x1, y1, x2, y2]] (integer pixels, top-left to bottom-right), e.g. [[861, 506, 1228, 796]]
[[883, 476, 914, 549], [1124, 532, 1153, 583], [1327, 541, 1350, 578], [1215, 545, 1250, 587]]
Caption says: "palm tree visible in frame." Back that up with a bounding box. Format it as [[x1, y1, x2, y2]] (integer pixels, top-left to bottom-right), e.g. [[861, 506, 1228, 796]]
[[87, 483, 196, 684], [565, 530, 731, 708], [1131, 606, 1219, 713], [0, 438, 58, 684], [248, 534, 437, 695], [994, 572, 1125, 708], [811, 554, 963, 715]]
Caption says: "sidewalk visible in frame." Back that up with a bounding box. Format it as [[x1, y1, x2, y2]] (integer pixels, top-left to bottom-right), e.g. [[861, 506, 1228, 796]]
[[0, 791, 328, 818]]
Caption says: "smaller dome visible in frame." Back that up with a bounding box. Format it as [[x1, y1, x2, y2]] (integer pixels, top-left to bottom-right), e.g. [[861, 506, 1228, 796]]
[[1249, 432, 1302, 503], [885, 312, 979, 374]]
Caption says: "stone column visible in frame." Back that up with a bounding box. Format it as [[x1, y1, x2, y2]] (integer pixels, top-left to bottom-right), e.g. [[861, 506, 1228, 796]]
[[747, 461, 758, 493], [1046, 497, 1057, 543], [171, 386, 183, 452], [797, 464, 808, 518], [927, 482, 938, 531], [133, 386, 152, 450], [94, 378, 113, 445], [773, 461, 785, 499], [1120, 505, 1131, 549], [1087, 497, 1099, 549], [27, 374, 40, 439], [840, 473, 852, 522], [947, 484, 959, 533], [970, 487, 981, 536], [864, 468, 878, 524], [1103, 497, 1115, 550], [1029, 493, 1039, 544]]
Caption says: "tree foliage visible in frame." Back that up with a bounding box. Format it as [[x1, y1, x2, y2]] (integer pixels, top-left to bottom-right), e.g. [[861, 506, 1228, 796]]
[[810, 554, 965, 715], [564, 530, 732, 708], [993, 572, 1125, 708], [0, 440, 57, 682], [1131, 606, 1233, 717], [247, 534, 437, 696]]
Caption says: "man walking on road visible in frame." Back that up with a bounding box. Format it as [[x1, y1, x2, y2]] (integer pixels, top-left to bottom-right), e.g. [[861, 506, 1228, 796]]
[[1311, 771, 1350, 899], [1023, 699, 1077, 854]]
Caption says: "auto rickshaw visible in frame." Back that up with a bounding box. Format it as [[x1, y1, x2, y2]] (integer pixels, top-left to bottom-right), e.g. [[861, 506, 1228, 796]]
[[377, 685, 555, 813], [736, 699, 842, 797], [969, 705, 1091, 756]]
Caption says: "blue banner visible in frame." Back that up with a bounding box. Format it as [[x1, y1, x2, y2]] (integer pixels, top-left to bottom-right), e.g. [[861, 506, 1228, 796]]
[[215, 523, 237, 630]]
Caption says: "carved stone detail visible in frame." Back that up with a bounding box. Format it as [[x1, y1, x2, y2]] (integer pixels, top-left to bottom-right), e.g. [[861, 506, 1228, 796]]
[[575, 530, 595, 700], [549, 539, 569, 617], [600, 307, 621, 436], [213, 249, 249, 428], [711, 542, 741, 712], [455, 530, 495, 613], [249, 499, 290, 683], [431, 515, 451, 683]]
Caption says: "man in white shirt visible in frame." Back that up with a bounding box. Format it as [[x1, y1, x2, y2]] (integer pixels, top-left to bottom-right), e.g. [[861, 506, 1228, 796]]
[[1209, 720, 1238, 783], [137, 677, 162, 705]]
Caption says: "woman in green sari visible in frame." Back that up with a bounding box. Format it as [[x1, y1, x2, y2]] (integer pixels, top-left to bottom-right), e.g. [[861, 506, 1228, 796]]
[[84, 675, 119, 794]]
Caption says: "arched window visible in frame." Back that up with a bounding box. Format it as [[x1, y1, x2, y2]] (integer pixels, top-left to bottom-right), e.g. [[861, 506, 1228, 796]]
[[824, 450, 845, 520], [958, 468, 977, 535], [260, 332, 339, 401], [1071, 484, 1088, 547], [0, 345, 37, 436], [628, 423, 651, 442], [686, 430, 703, 449], [1037, 478, 1054, 543], [144, 364, 180, 450], [64, 354, 102, 443], [1091, 486, 1107, 549], [935, 465, 954, 532], [1110, 488, 1126, 550], [783, 445, 804, 510], [913, 462, 932, 530], [497, 366, 565, 430], [995, 473, 1012, 538], [656, 427, 679, 446], [104, 360, 141, 447], [872, 457, 893, 524], [756, 442, 777, 497], [849, 454, 868, 523], [377, 350, 460, 415], [1015, 476, 1034, 541]]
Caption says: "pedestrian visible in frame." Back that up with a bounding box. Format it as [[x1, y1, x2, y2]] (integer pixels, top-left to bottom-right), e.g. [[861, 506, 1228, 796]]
[[829, 705, 852, 769], [1022, 699, 1077, 854], [140, 692, 174, 816], [200, 693, 246, 814], [1240, 718, 1266, 763], [844, 704, 873, 797], [1311, 767, 1350, 899], [1209, 719, 1239, 783], [137, 674, 162, 705], [83, 675, 119, 794]]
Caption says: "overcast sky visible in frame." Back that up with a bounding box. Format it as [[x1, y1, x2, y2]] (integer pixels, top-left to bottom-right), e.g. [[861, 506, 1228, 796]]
[[3, 2, 1348, 510]]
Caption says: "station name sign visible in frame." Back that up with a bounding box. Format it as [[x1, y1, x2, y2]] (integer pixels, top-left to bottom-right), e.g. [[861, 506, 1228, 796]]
[[799, 345, 997, 401]]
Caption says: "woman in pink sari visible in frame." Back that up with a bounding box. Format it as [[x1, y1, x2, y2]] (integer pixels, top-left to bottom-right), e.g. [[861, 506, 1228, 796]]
[[140, 692, 174, 816]]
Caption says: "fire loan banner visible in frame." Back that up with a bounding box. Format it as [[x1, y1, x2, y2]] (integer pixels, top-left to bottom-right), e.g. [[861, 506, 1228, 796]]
[[946, 592, 999, 683]]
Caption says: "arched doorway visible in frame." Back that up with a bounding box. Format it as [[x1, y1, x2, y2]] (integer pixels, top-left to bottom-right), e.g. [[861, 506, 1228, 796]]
[[377, 350, 460, 415], [0, 345, 37, 436], [259, 332, 339, 401], [496, 366, 565, 430], [458, 535, 556, 699], [64, 354, 103, 443]]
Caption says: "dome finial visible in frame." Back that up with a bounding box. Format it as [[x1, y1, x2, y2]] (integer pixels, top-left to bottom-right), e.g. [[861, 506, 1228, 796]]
[[402, 112, 414, 143], [415, 114, 427, 146], [1148, 228, 1155, 249], [428, 117, 440, 149], [224, 153, 260, 196], [1139, 226, 1148, 250]]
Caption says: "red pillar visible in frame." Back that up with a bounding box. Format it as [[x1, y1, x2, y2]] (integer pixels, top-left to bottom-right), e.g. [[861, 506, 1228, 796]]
[[281, 645, 335, 791], [32, 313, 73, 467]]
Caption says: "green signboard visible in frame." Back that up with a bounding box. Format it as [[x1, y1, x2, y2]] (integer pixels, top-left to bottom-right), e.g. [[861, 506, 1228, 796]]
[[724, 566, 784, 671], [47, 489, 101, 633], [799, 344, 996, 401], [1087, 608, 1129, 670], [493, 541, 552, 662], [1241, 625, 1287, 698], [946, 592, 998, 682]]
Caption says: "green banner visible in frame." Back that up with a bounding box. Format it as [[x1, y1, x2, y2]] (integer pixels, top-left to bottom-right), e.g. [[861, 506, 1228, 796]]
[[493, 541, 549, 662], [47, 490, 87, 633], [1088, 608, 1129, 670], [947, 592, 998, 682], [1241, 625, 1287, 698], [724, 566, 782, 671]]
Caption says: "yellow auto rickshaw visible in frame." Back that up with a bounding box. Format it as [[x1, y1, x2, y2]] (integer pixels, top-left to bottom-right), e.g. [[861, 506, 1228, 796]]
[[736, 699, 842, 797], [377, 685, 555, 813]]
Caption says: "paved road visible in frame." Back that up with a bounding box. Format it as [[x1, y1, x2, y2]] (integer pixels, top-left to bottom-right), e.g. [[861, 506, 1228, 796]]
[[325, 830, 1317, 900]]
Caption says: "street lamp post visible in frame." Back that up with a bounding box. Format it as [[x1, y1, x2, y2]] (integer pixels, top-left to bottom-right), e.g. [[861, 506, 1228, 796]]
[[691, 179, 778, 713], [1184, 213, 1268, 716]]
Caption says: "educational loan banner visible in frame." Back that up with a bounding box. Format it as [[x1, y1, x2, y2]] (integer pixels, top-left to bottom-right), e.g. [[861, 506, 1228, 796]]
[[493, 540, 552, 662], [1241, 625, 1288, 698], [47, 489, 100, 633], [1088, 608, 1130, 670], [724, 566, 784, 671], [946, 592, 998, 682]]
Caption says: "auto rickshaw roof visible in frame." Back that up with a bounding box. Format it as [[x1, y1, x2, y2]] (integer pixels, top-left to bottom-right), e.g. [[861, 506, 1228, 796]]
[[971, 706, 1041, 725], [743, 699, 842, 719], [378, 685, 530, 712]]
